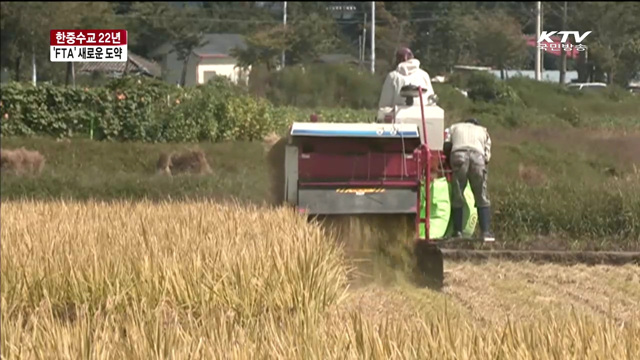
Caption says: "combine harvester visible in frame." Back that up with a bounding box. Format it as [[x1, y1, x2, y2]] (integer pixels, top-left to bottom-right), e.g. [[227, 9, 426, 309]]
[[278, 85, 482, 288], [275, 85, 640, 286]]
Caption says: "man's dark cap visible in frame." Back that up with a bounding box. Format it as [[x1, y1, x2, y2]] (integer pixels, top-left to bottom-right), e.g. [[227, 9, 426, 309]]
[[465, 118, 479, 125], [395, 47, 414, 63]]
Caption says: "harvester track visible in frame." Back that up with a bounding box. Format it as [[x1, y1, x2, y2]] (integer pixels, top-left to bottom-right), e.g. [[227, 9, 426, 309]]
[[441, 249, 640, 266]]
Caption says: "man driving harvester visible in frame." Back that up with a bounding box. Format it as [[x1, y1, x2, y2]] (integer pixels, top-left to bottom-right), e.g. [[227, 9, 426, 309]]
[[375, 47, 494, 242], [377, 47, 435, 120], [445, 118, 495, 242]]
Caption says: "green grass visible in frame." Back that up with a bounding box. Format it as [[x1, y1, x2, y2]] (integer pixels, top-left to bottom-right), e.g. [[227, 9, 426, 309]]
[[435, 75, 640, 130], [0, 137, 271, 203], [2, 131, 639, 251]]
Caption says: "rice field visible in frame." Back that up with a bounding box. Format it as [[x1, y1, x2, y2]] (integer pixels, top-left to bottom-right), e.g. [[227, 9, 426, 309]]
[[2, 200, 639, 359]]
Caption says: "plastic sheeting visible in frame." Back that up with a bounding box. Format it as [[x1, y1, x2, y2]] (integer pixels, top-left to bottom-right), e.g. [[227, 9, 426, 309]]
[[420, 177, 478, 239]]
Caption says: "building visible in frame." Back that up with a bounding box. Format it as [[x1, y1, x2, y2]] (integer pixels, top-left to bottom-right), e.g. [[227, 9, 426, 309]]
[[0, 68, 10, 84], [76, 52, 162, 78], [150, 33, 250, 87]]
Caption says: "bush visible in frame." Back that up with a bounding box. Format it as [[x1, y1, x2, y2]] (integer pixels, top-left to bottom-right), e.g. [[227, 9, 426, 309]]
[[505, 77, 640, 128], [443, 72, 639, 129], [157, 79, 248, 142], [466, 72, 523, 105], [3, 69, 637, 144], [0, 76, 375, 143], [255, 63, 384, 109]]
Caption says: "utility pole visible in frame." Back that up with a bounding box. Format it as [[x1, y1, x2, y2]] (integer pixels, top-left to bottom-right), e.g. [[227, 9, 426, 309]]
[[32, 45, 37, 86], [371, 1, 375, 74], [535, 1, 542, 81], [71, 62, 76, 88], [559, 1, 567, 84], [540, 2, 544, 77], [282, 1, 287, 69], [362, 12, 367, 65]]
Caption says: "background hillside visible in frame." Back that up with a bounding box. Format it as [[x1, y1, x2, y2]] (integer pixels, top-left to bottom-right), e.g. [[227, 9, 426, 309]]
[[2, 2, 640, 86]]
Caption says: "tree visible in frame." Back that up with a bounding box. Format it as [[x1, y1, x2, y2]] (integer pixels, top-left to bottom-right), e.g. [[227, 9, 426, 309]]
[[411, 2, 478, 75], [0, 2, 119, 83], [571, 2, 640, 85], [0, 2, 44, 81], [470, 11, 529, 79], [200, 2, 277, 35], [130, 2, 209, 86], [232, 25, 289, 72], [125, 2, 173, 58], [370, 2, 417, 72], [232, 4, 342, 70], [477, 2, 538, 34], [286, 12, 342, 65]]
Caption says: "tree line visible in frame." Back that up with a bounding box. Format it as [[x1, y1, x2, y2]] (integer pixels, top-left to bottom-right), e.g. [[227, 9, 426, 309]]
[[1, 2, 639, 86]]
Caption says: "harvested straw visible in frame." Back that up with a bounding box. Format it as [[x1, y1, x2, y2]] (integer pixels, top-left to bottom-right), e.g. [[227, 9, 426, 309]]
[[156, 149, 212, 176], [262, 132, 282, 153], [0, 147, 46, 176]]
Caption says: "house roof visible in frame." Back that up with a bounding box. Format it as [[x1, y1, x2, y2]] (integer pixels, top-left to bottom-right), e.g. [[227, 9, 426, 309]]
[[192, 33, 247, 58], [77, 52, 162, 78]]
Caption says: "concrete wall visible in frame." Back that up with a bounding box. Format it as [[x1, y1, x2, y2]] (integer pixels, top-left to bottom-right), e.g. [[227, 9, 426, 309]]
[[184, 55, 199, 86], [488, 70, 579, 84], [158, 48, 181, 85], [153, 49, 250, 87], [0, 68, 10, 83], [196, 57, 250, 86], [154, 48, 200, 86]]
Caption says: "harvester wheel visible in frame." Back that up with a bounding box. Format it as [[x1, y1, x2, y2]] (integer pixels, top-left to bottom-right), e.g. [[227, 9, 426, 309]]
[[413, 240, 444, 290]]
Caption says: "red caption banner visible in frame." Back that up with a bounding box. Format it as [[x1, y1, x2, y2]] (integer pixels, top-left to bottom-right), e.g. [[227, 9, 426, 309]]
[[50, 29, 128, 62], [50, 29, 128, 46]]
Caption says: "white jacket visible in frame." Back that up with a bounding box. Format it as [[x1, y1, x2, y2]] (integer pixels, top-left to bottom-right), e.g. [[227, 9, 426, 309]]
[[378, 59, 435, 114], [445, 123, 492, 163]]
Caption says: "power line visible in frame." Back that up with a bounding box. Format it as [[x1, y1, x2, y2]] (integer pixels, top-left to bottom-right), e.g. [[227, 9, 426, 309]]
[[113, 14, 280, 24], [110, 13, 440, 25]]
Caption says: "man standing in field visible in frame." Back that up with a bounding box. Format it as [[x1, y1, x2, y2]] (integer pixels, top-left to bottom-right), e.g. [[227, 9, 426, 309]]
[[445, 118, 495, 242], [377, 47, 435, 121]]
